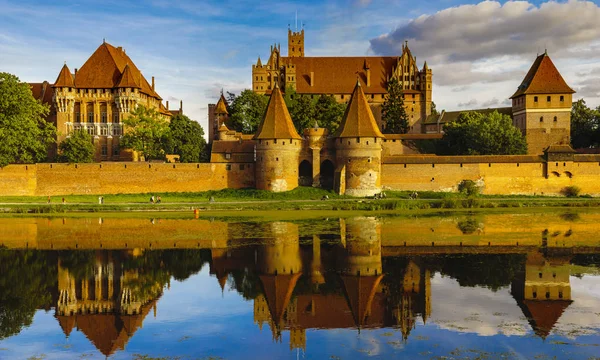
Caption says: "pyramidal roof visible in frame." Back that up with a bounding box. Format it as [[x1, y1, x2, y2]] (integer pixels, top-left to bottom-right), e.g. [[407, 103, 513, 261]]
[[259, 273, 302, 325], [74, 42, 161, 99], [254, 85, 301, 140], [215, 94, 229, 114], [117, 64, 140, 88], [510, 52, 575, 98], [341, 274, 384, 327], [53, 64, 75, 87], [334, 80, 385, 138]]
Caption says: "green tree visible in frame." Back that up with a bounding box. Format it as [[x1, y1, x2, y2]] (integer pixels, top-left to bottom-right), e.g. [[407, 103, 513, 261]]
[[0, 72, 56, 167], [120, 105, 170, 161], [57, 130, 94, 163], [571, 99, 600, 149], [382, 77, 409, 134], [228, 90, 269, 133], [284, 87, 315, 133], [437, 110, 527, 155], [166, 114, 207, 163], [314, 94, 346, 134]]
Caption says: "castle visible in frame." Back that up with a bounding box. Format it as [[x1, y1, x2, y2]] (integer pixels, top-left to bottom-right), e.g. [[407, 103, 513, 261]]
[[208, 29, 432, 138], [207, 39, 580, 196], [30, 41, 182, 162]]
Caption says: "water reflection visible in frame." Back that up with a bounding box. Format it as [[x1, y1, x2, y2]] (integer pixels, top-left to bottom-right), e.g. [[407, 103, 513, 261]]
[[1, 213, 600, 358]]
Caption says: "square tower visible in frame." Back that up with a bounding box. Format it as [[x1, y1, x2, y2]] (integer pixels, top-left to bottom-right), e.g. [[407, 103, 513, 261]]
[[288, 29, 304, 58], [510, 52, 575, 155]]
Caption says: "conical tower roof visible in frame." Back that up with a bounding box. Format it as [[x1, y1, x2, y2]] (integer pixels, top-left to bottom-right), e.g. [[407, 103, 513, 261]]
[[259, 273, 302, 325], [510, 52, 575, 98], [215, 94, 228, 114], [254, 85, 301, 140], [341, 274, 384, 327], [117, 64, 140, 88], [334, 80, 384, 138], [53, 64, 74, 88]]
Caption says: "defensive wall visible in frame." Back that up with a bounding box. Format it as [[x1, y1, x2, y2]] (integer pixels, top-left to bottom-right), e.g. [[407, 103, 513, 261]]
[[1, 153, 600, 197], [0, 162, 255, 196], [382, 154, 600, 196]]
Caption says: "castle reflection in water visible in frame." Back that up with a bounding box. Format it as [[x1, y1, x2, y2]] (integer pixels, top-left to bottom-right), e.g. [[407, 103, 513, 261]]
[[1, 214, 598, 357]]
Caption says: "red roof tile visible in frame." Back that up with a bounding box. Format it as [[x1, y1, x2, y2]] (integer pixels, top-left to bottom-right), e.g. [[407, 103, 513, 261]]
[[116, 64, 140, 88], [289, 56, 398, 94], [53, 64, 74, 88], [511, 53, 575, 98], [74, 42, 161, 99], [254, 85, 302, 140], [334, 81, 385, 138]]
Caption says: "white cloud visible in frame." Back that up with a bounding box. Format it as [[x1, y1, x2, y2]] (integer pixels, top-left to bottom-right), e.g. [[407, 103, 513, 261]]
[[369, 1, 600, 110]]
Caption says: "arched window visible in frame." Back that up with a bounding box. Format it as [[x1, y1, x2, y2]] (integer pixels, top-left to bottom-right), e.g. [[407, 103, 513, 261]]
[[540, 116, 544, 122]]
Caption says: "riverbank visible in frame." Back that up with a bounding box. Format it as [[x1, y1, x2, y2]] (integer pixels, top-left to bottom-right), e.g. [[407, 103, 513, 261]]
[[0, 187, 598, 214]]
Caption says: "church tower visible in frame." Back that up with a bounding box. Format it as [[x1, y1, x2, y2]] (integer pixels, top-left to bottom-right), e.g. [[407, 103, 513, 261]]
[[510, 52, 575, 154], [333, 80, 385, 197], [288, 29, 304, 58], [254, 84, 302, 192]]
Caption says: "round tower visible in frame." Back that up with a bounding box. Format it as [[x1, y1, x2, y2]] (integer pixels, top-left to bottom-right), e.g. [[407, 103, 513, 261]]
[[254, 85, 302, 192], [334, 80, 385, 197], [339, 217, 382, 276]]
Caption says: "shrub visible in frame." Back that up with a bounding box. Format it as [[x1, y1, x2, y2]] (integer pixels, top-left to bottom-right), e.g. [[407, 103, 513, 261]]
[[562, 186, 581, 198], [458, 180, 480, 197]]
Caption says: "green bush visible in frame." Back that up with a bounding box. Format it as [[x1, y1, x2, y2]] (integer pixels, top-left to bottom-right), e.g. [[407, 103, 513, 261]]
[[562, 186, 581, 198], [458, 180, 480, 197]]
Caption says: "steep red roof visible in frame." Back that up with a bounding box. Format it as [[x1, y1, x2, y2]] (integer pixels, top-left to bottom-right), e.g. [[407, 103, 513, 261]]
[[288, 56, 398, 94], [341, 274, 384, 327], [74, 42, 161, 99], [53, 64, 74, 88], [522, 300, 572, 339], [334, 80, 385, 138], [259, 273, 302, 325], [511, 53, 575, 98], [116, 64, 140, 88], [254, 85, 301, 140]]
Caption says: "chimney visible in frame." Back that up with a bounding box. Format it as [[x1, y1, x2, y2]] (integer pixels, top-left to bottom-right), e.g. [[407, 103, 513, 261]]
[[310, 71, 314, 87], [180, 100, 183, 112], [117, 46, 122, 52], [166, 100, 169, 110], [152, 76, 155, 90], [366, 68, 371, 87]]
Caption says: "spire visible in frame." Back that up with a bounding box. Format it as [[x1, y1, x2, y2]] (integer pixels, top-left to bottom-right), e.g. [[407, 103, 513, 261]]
[[423, 61, 429, 71], [254, 85, 302, 140], [333, 80, 385, 138], [117, 64, 140, 88], [53, 63, 75, 88], [215, 93, 229, 115], [257, 56, 263, 67]]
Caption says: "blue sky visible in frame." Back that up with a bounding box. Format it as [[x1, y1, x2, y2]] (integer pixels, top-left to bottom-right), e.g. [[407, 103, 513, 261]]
[[1, 0, 600, 131]]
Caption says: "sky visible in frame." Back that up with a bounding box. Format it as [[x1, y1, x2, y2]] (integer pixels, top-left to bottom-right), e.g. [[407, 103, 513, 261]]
[[1, 0, 600, 131]]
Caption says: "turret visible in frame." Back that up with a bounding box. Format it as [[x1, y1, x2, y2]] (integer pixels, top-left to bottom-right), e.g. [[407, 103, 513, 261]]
[[254, 84, 302, 192], [333, 80, 385, 197], [288, 28, 304, 58], [52, 64, 76, 149], [510, 52, 575, 154], [252, 56, 268, 94]]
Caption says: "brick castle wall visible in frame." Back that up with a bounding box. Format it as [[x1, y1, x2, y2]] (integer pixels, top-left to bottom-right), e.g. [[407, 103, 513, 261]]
[[0, 162, 255, 196], [0, 155, 599, 197]]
